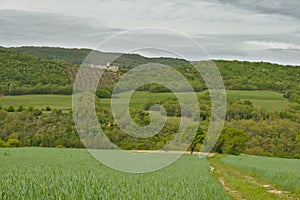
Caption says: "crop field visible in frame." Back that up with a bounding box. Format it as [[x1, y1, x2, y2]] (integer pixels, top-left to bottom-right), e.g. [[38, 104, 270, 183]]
[[0, 90, 289, 111], [1, 148, 300, 199], [0, 95, 72, 110], [225, 90, 290, 111], [0, 148, 229, 200], [221, 154, 300, 196], [101, 90, 289, 111]]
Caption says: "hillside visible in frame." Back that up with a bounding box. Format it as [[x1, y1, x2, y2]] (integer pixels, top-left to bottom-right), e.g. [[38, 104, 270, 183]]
[[1, 46, 299, 104], [0, 46, 299, 158], [0, 48, 72, 95], [0, 48, 120, 95], [9, 46, 188, 68]]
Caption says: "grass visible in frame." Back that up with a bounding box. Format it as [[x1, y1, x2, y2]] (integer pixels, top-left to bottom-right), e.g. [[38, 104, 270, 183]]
[[209, 154, 299, 200], [0, 95, 72, 110], [0, 147, 229, 200], [221, 154, 300, 196], [101, 90, 289, 111], [226, 90, 290, 111], [0, 90, 289, 111]]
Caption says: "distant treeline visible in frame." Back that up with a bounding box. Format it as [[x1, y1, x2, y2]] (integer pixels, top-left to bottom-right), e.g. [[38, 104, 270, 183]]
[[1, 47, 299, 104]]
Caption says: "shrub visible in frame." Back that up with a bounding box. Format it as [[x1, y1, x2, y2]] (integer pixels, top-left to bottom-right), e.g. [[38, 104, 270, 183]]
[[45, 106, 51, 111], [6, 106, 15, 112], [55, 145, 65, 148], [17, 105, 24, 112], [5, 139, 20, 147]]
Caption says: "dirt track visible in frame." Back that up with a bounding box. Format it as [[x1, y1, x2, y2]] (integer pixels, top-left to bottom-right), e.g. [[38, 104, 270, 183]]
[[129, 150, 215, 157]]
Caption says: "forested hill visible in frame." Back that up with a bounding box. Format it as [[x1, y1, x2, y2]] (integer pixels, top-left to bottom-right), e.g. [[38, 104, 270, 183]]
[[0, 48, 72, 95], [8, 46, 188, 68], [181, 60, 300, 103], [1, 46, 299, 104]]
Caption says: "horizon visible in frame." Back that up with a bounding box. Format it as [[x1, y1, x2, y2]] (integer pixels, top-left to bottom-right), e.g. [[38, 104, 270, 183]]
[[2, 44, 300, 66]]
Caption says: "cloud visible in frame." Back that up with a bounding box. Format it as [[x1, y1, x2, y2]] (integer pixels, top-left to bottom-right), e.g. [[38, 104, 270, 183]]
[[0, 9, 124, 47], [244, 41, 300, 50], [0, 0, 299, 65], [211, 0, 300, 20]]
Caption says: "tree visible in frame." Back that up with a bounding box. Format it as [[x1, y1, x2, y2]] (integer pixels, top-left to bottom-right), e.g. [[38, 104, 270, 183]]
[[215, 127, 248, 155], [191, 127, 206, 154]]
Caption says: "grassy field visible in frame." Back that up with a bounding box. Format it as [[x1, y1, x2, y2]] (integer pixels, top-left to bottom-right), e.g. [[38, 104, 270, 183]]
[[0, 95, 72, 110], [0, 148, 229, 199], [225, 90, 290, 111], [221, 154, 300, 196], [209, 154, 300, 200], [1, 148, 299, 199], [0, 90, 289, 111], [102, 90, 289, 111]]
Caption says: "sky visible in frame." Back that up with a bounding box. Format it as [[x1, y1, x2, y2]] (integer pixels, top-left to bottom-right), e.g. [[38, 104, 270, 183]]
[[0, 0, 299, 65]]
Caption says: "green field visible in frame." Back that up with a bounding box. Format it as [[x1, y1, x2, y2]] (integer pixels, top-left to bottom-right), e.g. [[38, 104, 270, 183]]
[[0, 95, 72, 110], [221, 154, 300, 195], [103, 90, 289, 111], [1, 148, 299, 199], [0, 90, 289, 111], [225, 90, 290, 111], [0, 148, 229, 199], [209, 154, 300, 200]]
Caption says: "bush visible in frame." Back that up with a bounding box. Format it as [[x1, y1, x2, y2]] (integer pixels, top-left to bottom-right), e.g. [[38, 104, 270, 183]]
[[45, 106, 51, 111], [0, 139, 4, 147], [6, 106, 15, 112], [5, 139, 20, 147], [17, 105, 24, 112]]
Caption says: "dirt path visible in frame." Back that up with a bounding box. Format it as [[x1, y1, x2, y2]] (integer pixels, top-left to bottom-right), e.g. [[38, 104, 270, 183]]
[[208, 155, 298, 200], [129, 150, 215, 157]]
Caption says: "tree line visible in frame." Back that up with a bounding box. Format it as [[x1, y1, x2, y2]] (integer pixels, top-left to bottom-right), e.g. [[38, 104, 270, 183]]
[[0, 96, 299, 158]]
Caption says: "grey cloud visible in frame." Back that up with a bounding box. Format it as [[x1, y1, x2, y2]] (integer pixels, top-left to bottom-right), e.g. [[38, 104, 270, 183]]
[[0, 1, 299, 65], [0, 9, 124, 47], [212, 0, 300, 19], [194, 34, 300, 65]]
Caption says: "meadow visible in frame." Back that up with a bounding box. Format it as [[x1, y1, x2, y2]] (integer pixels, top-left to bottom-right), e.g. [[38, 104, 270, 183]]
[[225, 90, 290, 111], [0, 95, 72, 110], [100, 90, 289, 111], [0, 148, 229, 200], [0, 90, 289, 111]]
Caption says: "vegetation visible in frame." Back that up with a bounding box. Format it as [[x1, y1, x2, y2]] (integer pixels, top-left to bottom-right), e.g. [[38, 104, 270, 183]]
[[0, 46, 299, 199], [214, 127, 248, 155], [0, 95, 72, 110], [209, 154, 300, 200], [0, 46, 299, 158], [0, 48, 72, 95], [219, 154, 300, 196], [225, 90, 290, 111], [0, 148, 229, 199], [175, 61, 300, 104], [2, 46, 299, 104], [9, 46, 188, 68], [0, 108, 83, 148]]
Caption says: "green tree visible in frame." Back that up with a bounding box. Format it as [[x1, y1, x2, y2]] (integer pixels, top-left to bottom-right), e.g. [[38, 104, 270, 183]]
[[215, 127, 248, 155], [191, 127, 206, 154]]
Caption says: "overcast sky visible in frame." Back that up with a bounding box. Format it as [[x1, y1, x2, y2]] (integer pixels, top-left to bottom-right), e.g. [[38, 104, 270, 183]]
[[0, 0, 299, 65]]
